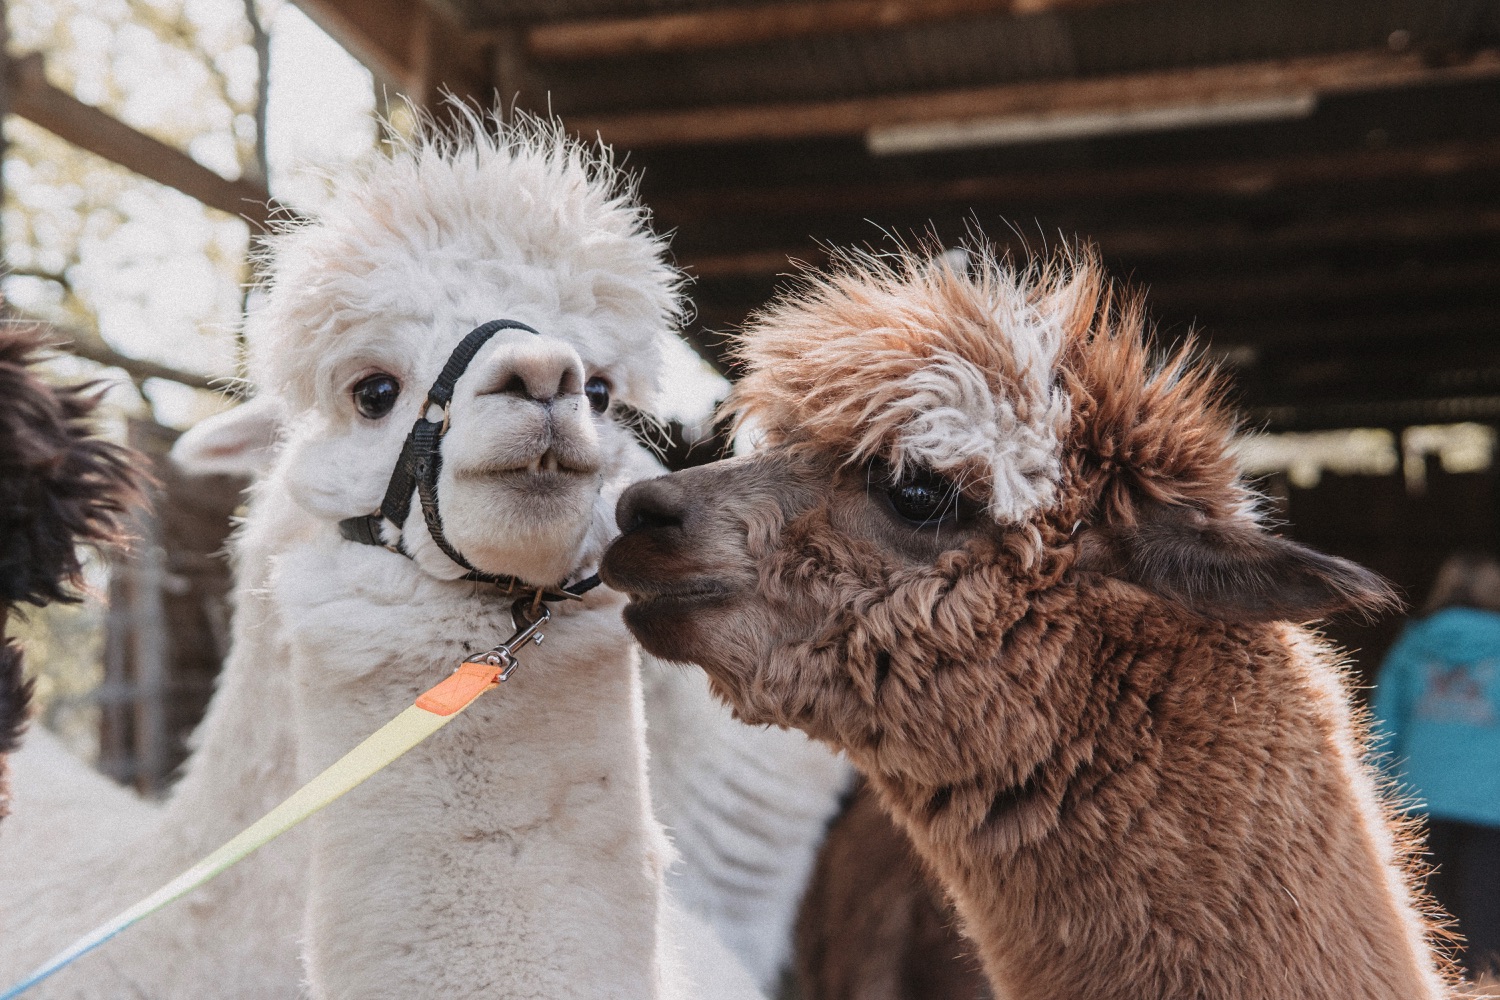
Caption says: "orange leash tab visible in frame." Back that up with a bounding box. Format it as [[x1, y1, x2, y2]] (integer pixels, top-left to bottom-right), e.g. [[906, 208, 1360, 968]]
[[415, 662, 501, 716]]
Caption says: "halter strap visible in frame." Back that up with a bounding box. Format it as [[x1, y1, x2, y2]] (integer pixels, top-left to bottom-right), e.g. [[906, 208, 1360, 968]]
[[337, 319, 601, 602]]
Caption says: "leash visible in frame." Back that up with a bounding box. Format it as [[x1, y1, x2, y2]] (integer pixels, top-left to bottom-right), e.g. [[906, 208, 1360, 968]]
[[1, 582, 596, 999], [4, 318, 609, 996]]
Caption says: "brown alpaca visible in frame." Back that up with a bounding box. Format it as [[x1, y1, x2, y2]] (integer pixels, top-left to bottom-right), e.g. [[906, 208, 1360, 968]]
[[0, 323, 143, 818], [797, 779, 991, 1000], [601, 246, 1460, 999]]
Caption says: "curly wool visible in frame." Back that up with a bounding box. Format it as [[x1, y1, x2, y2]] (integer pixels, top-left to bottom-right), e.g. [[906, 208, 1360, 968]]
[[0, 323, 144, 810], [673, 246, 1453, 998], [730, 245, 1254, 535]]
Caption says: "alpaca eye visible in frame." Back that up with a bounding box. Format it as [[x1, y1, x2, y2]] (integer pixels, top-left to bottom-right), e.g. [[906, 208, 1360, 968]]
[[885, 469, 959, 526], [584, 376, 611, 414], [352, 373, 401, 419]]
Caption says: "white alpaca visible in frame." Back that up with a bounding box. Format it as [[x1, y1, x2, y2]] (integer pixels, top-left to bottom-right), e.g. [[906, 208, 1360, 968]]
[[0, 115, 846, 995], [172, 389, 851, 992], [0, 115, 816, 997], [0, 462, 308, 996]]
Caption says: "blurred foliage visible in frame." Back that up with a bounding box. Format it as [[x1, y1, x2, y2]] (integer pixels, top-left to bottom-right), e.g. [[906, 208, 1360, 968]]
[[4, 0, 275, 759], [8, 564, 108, 761], [3, 0, 275, 419]]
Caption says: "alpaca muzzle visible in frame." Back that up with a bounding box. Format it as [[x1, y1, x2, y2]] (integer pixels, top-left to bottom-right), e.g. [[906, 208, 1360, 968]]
[[337, 319, 597, 602]]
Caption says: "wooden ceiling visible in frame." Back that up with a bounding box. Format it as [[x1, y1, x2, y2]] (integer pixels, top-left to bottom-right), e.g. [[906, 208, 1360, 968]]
[[293, 0, 1500, 431]]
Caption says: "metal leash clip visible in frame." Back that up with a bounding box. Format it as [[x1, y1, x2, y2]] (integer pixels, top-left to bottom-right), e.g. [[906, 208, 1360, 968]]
[[462, 597, 550, 682]]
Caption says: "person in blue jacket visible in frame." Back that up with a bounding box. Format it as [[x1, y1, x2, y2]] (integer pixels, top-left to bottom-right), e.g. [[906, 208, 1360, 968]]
[[1372, 550, 1500, 977]]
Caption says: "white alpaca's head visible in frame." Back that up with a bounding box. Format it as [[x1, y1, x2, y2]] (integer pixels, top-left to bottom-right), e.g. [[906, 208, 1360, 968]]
[[250, 112, 680, 586]]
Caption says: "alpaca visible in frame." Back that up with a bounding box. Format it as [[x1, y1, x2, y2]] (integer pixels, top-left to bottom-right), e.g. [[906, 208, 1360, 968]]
[[601, 245, 1464, 999], [796, 780, 991, 1000], [1, 401, 312, 996], [171, 373, 849, 993], [3, 113, 768, 999], [0, 324, 143, 820]]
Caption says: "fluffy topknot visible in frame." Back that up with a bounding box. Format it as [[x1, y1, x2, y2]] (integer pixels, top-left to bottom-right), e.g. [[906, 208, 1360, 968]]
[[252, 109, 683, 415], [729, 244, 1249, 530]]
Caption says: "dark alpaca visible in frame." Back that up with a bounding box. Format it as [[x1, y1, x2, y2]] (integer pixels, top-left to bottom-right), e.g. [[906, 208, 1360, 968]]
[[796, 779, 992, 1000], [0, 323, 144, 817], [602, 246, 1465, 999]]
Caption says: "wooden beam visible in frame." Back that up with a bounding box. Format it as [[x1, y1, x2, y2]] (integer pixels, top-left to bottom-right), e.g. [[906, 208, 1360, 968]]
[[570, 48, 1500, 147], [525, 0, 1134, 62], [1088, 206, 1500, 262], [680, 205, 1500, 279], [7, 54, 280, 229], [290, 0, 420, 90], [1201, 305, 1500, 348], [1147, 259, 1500, 314], [687, 247, 831, 279], [292, 0, 491, 104], [1247, 395, 1500, 434], [654, 137, 1500, 222]]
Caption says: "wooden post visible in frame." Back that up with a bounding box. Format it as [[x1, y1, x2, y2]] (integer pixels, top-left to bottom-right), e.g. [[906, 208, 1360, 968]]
[[129, 533, 170, 797]]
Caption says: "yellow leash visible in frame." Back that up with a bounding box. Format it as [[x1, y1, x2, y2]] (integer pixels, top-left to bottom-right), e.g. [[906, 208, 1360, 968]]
[[1, 600, 552, 999]]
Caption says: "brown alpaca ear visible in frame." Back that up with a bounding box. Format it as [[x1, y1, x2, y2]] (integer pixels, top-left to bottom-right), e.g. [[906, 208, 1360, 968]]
[[1077, 498, 1399, 624]]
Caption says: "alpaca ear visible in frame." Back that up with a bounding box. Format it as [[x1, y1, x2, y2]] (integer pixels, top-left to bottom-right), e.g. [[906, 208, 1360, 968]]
[[171, 394, 286, 478], [1076, 497, 1399, 623]]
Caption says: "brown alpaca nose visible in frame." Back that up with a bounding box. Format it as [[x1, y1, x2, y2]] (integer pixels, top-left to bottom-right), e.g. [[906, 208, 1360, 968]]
[[479, 342, 583, 404], [616, 476, 687, 534]]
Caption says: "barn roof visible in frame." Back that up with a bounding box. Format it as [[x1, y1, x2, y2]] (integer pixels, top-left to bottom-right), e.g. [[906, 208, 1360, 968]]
[[294, 0, 1500, 431]]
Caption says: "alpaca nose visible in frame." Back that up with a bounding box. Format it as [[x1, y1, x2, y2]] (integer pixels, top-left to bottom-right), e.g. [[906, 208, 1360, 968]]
[[616, 476, 687, 534], [479, 341, 584, 404]]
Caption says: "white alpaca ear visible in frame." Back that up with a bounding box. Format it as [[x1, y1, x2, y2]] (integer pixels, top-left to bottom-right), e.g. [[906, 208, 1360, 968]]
[[171, 394, 287, 478], [1077, 496, 1399, 624]]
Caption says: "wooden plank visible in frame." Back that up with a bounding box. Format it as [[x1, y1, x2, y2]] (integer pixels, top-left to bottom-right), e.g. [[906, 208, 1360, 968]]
[[293, 0, 492, 106], [680, 206, 1500, 278], [1147, 259, 1500, 314], [1200, 305, 1500, 348], [525, 0, 1134, 62], [1247, 395, 1500, 434], [7, 54, 278, 229], [290, 0, 420, 89], [653, 137, 1500, 222], [569, 48, 1500, 147]]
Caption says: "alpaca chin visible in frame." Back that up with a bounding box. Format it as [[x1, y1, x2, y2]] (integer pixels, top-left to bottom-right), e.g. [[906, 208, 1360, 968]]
[[435, 472, 599, 584]]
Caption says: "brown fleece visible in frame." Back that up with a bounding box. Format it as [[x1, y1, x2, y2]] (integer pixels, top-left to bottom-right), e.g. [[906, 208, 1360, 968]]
[[796, 779, 991, 1000], [602, 245, 1459, 999]]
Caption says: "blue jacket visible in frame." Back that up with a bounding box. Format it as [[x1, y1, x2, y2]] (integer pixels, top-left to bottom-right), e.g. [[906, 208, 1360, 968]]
[[1370, 606, 1500, 827]]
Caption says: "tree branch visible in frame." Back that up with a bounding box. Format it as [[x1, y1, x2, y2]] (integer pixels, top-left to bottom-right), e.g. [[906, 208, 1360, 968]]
[[2, 310, 230, 393], [243, 0, 272, 187]]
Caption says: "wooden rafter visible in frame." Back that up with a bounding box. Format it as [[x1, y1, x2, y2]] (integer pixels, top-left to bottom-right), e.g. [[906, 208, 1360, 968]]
[[654, 137, 1500, 222], [291, 0, 492, 105], [6, 54, 280, 229], [681, 205, 1500, 278], [570, 48, 1500, 147], [524, 0, 1137, 62], [290, 0, 421, 89]]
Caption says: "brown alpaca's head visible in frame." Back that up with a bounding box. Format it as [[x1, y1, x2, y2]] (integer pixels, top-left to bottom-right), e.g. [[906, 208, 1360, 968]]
[[601, 246, 1393, 772]]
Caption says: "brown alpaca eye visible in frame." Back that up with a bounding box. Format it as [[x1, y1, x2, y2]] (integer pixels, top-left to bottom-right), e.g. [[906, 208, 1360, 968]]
[[352, 373, 401, 419], [885, 469, 959, 526], [584, 376, 611, 414]]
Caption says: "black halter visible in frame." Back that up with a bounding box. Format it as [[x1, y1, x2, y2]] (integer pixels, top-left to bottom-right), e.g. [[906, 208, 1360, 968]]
[[338, 319, 600, 603]]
